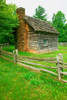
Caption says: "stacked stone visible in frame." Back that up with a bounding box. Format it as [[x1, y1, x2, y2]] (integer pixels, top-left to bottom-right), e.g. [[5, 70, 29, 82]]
[[16, 8, 28, 51]]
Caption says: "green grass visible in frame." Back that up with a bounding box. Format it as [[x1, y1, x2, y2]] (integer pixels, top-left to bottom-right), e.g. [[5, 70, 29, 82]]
[[2, 45, 67, 80], [3, 45, 15, 52], [0, 57, 67, 100], [3, 45, 67, 63], [58, 46, 67, 50]]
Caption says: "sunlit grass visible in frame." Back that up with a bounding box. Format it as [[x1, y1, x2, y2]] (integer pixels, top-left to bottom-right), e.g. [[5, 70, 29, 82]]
[[0, 57, 67, 100], [3, 45, 67, 63]]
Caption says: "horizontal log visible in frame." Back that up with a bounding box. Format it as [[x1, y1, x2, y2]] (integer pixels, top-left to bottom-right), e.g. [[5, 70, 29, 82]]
[[18, 57, 40, 62], [0, 43, 9, 46], [44, 61, 57, 63], [61, 65, 67, 69], [17, 59, 57, 69], [1, 52, 13, 57], [17, 55, 56, 61], [17, 56, 56, 63], [17, 62, 40, 72], [61, 72, 67, 75], [18, 58, 57, 64], [61, 79, 67, 83], [17, 62, 57, 76], [40, 69, 58, 76], [59, 61, 67, 65], [2, 50, 13, 55], [1, 50, 56, 62], [0, 55, 13, 62]]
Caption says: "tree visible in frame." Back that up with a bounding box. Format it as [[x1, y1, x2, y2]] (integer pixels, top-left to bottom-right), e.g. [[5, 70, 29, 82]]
[[52, 11, 66, 29], [63, 23, 67, 42], [33, 5, 47, 21], [0, 0, 19, 44], [52, 11, 66, 42]]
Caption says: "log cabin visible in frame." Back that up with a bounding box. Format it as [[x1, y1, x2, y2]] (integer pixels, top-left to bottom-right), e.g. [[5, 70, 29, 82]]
[[14, 7, 59, 54]]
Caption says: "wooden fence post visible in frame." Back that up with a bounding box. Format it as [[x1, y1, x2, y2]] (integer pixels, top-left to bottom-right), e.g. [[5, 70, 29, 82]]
[[56, 53, 63, 81], [0, 46, 2, 55], [15, 49, 18, 63], [13, 49, 18, 63], [13, 50, 16, 63]]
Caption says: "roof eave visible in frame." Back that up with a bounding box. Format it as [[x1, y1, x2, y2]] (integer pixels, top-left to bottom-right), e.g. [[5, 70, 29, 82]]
[[34, 29, 60, 34]]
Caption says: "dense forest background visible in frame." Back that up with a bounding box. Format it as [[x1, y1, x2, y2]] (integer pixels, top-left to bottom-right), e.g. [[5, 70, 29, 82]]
[[0, 1, 67, 45]]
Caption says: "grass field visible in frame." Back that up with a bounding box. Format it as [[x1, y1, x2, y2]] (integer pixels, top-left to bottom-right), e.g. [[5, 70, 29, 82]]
[[0, 45, 67, 100], [0, 57, 67, 100]]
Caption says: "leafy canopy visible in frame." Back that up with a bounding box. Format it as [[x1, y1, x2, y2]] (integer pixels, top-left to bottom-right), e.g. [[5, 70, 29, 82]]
[[0, 0, 19, 44], [33, 5, 47, 21], [52, 11, 66, 29], [52, 11, 67, 42]]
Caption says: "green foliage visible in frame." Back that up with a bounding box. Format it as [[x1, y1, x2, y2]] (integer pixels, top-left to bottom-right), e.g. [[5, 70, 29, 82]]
[[52, 11, 67, 42], [33, 5, 47, 21], [52, 12, 66, 28], [63, 23, 67, 41], [0, 0, 19, 44], [0, 0, 6, 3]]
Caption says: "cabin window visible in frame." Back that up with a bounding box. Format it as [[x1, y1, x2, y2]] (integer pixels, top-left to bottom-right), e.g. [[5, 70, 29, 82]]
[[43, 40, 48, 46]]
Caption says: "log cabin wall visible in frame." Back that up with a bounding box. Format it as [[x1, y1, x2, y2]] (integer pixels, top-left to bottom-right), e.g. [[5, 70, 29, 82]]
[[28, 32, 39, 53], [28, 31, 58, 54], [38, 32, 58, 50], [37, 32, 58, 53]]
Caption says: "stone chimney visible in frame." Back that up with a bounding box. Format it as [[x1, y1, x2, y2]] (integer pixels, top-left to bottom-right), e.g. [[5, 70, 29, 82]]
[[16, 7, 28, 51], [16, 7, 25, 18]]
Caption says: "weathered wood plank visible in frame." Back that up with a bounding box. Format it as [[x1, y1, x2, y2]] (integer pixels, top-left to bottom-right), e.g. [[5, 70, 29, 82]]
[[1, 52, 13, 57], [17, 62, 57, 76], [61, 65, 67, 69], [59, 62, 67, 65], [17, 59, 57, 69], [56, 53, 63, 81], [13, 50, 17, 63], [0, 43, 9, 47], [40, 69, 58, 76], [17, 55, 56, 61], [2, 50, 13, 55], [0, 46, 2, 55], [17, 62, 40, 72], [17, 56, 56, 63], [61, 72, 67, 75], [57, 63, 61, 81], [61, 79, 67, 83], [0, 55, 13, 62]]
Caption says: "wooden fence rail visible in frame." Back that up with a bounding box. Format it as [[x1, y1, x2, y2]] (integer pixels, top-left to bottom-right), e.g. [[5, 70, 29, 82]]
[[1, 50, 13, 57], [0, 48, 67, 83], [0, 43, 9, 47], [17, 59, 57, 69]]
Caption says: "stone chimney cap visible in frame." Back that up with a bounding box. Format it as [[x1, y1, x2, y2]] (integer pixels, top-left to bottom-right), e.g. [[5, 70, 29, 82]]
[[16, 7, 25, 12]]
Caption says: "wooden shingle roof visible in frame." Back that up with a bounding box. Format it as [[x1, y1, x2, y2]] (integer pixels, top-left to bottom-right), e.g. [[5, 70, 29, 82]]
[[24, 16, 59, 34]]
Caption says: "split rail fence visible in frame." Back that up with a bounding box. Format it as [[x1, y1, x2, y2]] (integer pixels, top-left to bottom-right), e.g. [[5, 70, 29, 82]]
[[0, 43, 9, 47], [0, 48, 67, 83]]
